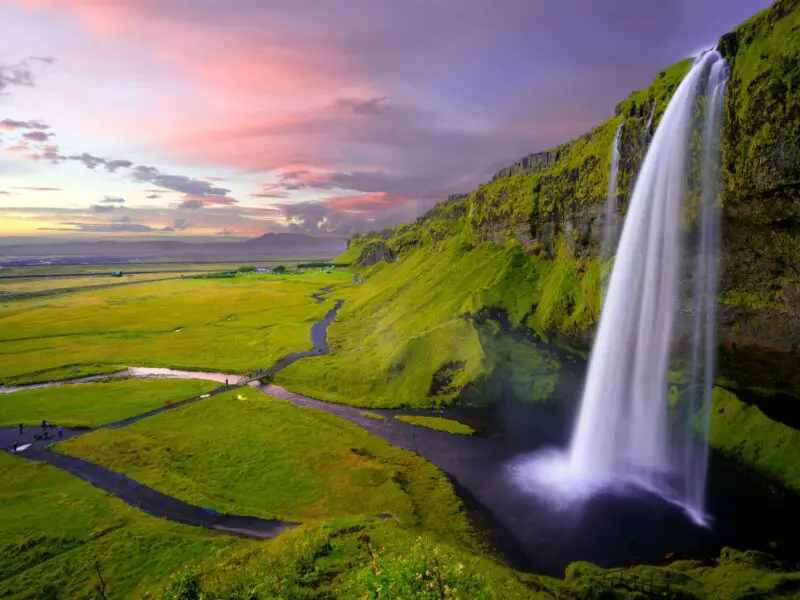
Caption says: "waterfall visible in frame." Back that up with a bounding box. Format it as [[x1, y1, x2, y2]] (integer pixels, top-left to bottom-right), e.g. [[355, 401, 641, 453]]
[[644, 103, 656, 140], [565, 50, 729, 523], [601, 121, 624, 262], [683, 58, 728, 513]]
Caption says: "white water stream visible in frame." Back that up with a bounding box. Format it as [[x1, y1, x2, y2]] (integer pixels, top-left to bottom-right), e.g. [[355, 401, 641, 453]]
[[519, 50, 729, 525]]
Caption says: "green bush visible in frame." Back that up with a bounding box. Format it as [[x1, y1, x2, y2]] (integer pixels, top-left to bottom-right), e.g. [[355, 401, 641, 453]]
[[349, 534, 502, 600], [159, 573, 203, 600]]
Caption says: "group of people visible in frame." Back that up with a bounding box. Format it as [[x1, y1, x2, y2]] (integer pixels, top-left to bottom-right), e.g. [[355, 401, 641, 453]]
[[12, 420, 64, 453]]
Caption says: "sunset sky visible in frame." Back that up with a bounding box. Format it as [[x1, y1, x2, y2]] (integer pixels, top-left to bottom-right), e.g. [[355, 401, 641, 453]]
[[0, 0, 771, 241]]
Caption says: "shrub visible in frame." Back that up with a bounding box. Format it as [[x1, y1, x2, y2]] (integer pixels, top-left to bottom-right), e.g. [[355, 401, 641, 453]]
[[159, 573, 203, 600]]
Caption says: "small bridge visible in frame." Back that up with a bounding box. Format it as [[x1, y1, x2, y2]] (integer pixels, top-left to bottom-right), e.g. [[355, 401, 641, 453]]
[[234, 369, 272, 386]]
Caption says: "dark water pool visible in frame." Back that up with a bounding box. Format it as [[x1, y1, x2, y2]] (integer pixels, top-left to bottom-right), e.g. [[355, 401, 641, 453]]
[[413, 396, 800, 576]]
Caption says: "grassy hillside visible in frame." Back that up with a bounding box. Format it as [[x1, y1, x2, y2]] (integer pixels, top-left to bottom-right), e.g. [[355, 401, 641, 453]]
[[277, 239, 572, 408], [710, 387, 800, 494], [0, 451, 252, 599]]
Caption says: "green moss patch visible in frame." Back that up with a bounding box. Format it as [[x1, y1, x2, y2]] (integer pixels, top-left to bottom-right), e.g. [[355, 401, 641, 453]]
[[394, 415, 475, 436]]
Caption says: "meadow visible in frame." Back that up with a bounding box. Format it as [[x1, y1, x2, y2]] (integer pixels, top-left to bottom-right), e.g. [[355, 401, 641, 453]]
[[55, 386, 572, 597], [59, 388, 475, 533], [0, 450, 255, 599], [0, 271, 350, 386], [0, 273, 185, 296], [0, 260, 304, 278], [0, 379, 218, 428]]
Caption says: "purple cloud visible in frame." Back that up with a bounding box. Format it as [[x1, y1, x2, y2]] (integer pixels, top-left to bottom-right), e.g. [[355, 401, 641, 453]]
[[178, 199, 204, 210], [0, 119, 49, 130], [132, 165, 232, 198], [22, 130, 52, 142], [0, 61, 35, 94]]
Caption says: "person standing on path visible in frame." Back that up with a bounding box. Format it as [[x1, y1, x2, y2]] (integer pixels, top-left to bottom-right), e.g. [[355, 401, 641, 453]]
[[41, 419, 46, 432], [18, 423, 23, 435], [13, 443, 17, 453], [57, 425, 64, 438]]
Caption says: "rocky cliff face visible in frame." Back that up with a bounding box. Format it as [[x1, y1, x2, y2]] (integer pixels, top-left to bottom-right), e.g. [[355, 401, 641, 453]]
[[344, 0, 800, 396]]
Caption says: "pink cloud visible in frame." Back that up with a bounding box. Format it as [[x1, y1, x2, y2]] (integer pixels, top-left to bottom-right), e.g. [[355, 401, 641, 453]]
[[321, 192, 398, 216], [249, 191, 289, 199], [6, 0, 649, 237]]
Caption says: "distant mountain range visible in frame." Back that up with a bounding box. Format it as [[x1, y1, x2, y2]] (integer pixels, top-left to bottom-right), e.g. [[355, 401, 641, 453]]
[[0, 233, 347, 260]]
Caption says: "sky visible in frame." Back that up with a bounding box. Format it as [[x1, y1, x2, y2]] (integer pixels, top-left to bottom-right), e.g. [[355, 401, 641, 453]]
[[0, 0, 773, 242]]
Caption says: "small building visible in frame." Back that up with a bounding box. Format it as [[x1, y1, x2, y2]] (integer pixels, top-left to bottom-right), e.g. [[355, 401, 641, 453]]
[[255, 267, 272, 275], [111, 270, 123, 277]]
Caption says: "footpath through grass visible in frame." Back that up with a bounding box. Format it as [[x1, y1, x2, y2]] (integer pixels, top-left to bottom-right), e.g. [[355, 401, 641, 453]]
[[60, 388, 475, 539], [0, 379, 218, 428], [0, 451, 252, 600], [0, 273, 350, 385]]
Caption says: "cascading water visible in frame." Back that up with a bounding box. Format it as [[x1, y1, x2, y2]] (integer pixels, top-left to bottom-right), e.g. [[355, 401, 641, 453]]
[[644, 103, 656, 140], [517, 50, 729, 526], [681, 57, 728, 513], [601, 121, 624, 263], [569, 49, 728, 522]]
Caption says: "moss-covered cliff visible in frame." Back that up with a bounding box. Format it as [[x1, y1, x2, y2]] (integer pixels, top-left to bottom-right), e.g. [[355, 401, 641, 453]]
[[338, 0, 800, 400]]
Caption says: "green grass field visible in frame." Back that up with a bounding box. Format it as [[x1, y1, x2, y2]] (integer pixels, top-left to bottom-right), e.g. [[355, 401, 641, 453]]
[[0, 260, 310, 278], [0, 379, 218, 428], [0, 273, 183, 296], [56, 387, 567, 598], [0, 273, 350, 385], [0, 451, 253, 600], [59, 388, 475, 537], [394, 415, 475, 435]]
